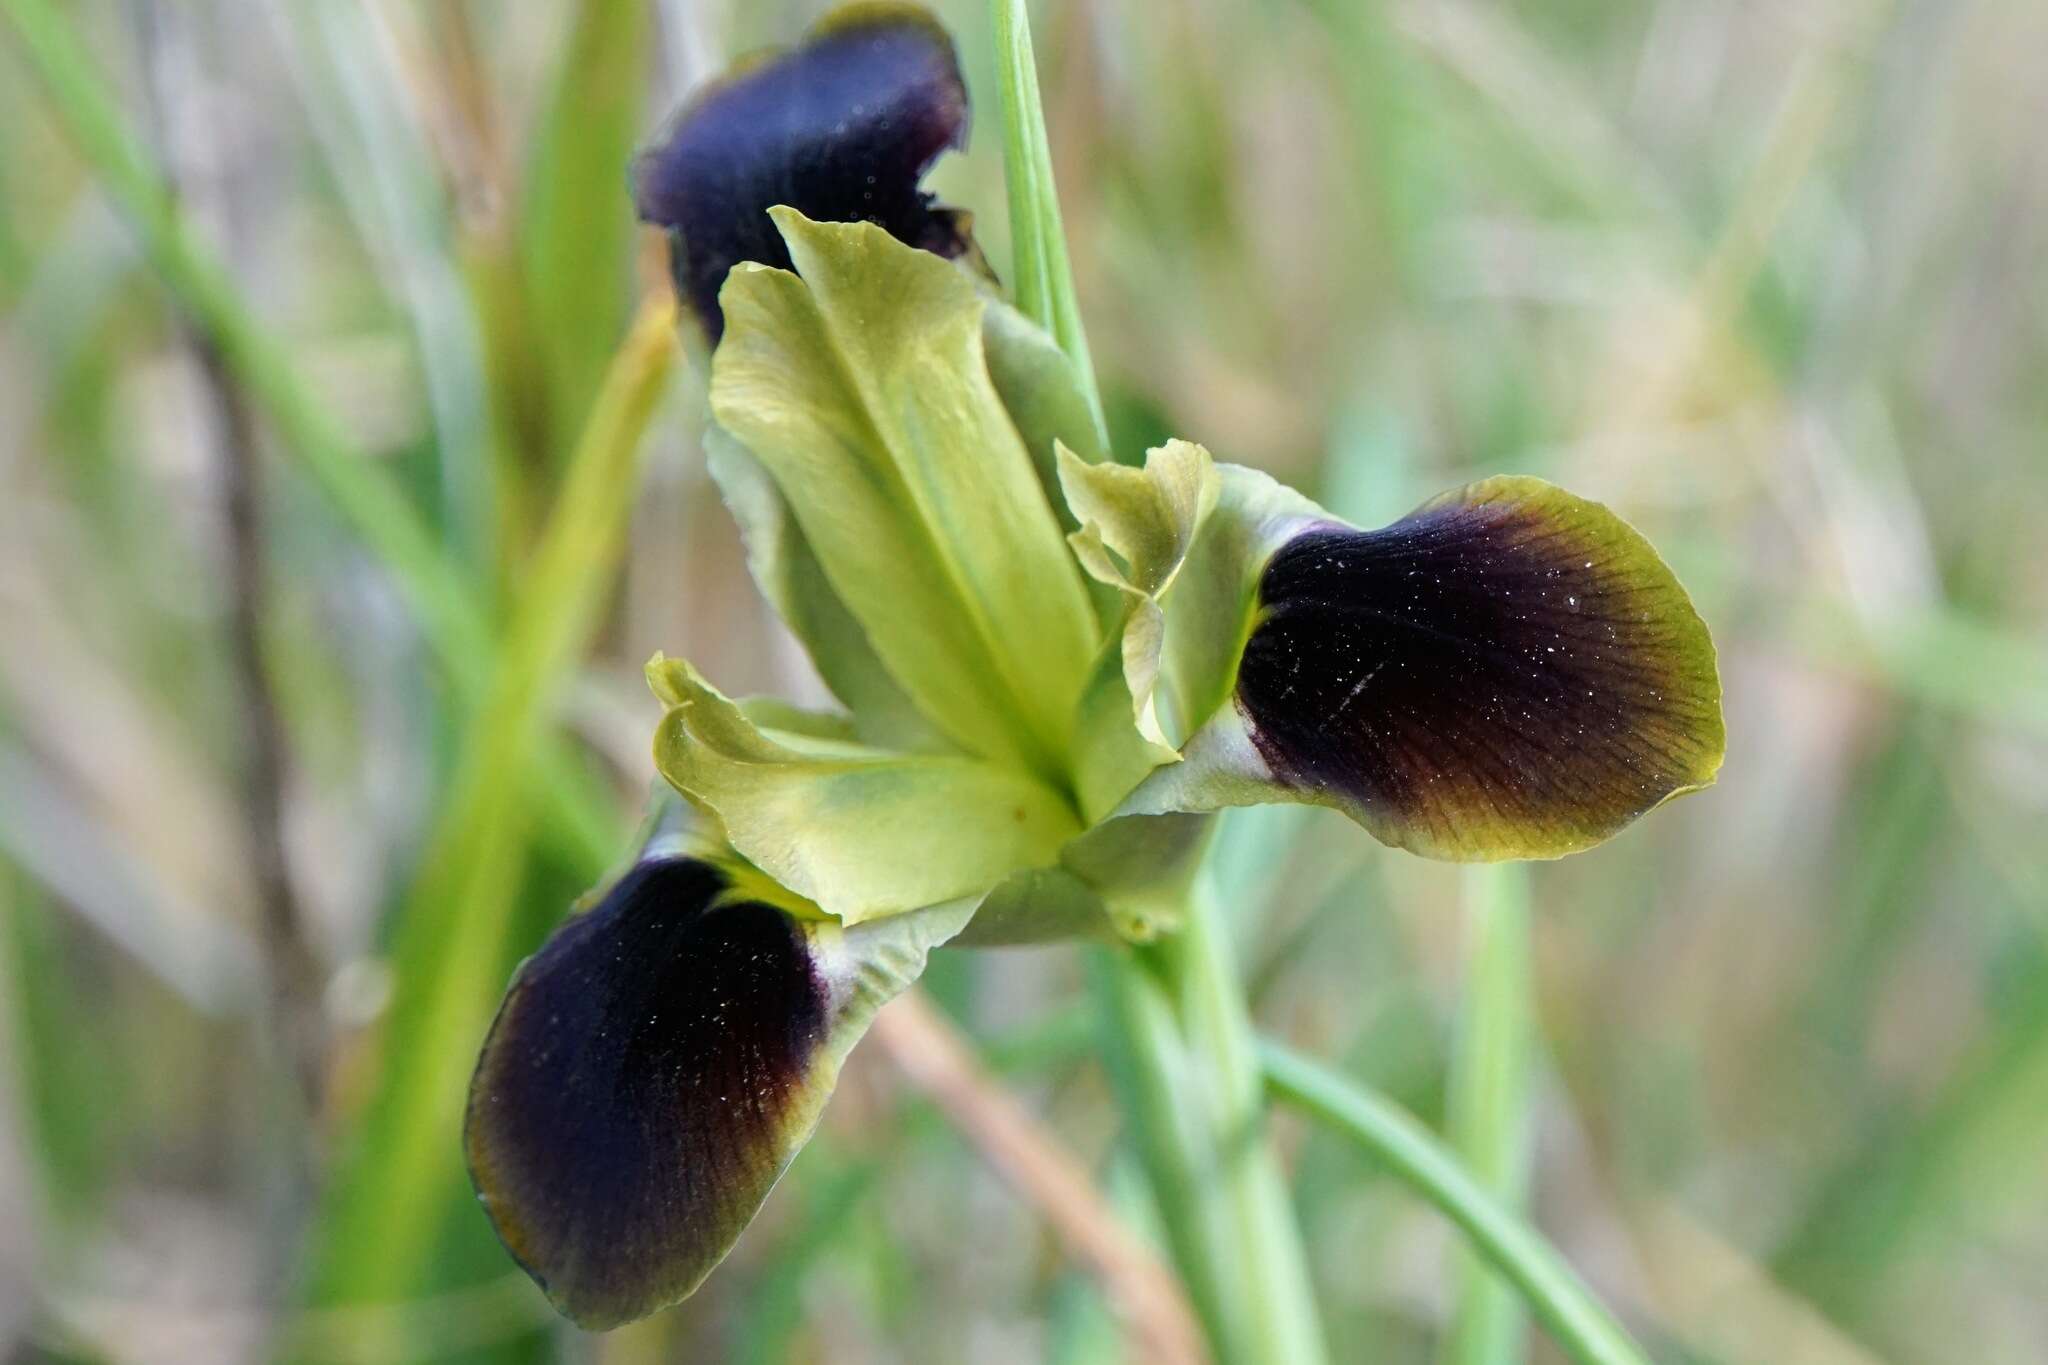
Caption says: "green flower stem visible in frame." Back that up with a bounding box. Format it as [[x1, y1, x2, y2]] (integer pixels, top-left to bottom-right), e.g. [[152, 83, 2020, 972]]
[[1156, 876, 1331, 1365], [987, 3, 1321, 1352], [991, 0, 1109, 450], [1443, 864, 1536, 1365], [1099, 873, 1330, 1365], [0, 0, 619, 871], [1094, 947, 1239, 1355], [298, 299, 677, 1322], [1260, 1041, 1654, 1365]]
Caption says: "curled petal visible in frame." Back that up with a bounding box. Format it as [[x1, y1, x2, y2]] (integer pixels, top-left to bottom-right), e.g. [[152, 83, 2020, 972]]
[[632, 3, 971, 338], [466, 853, 972, 1328], [650, 655, 1082, 923], [1060, 440, 1221, 819], [1126, 476, 1724, 860]]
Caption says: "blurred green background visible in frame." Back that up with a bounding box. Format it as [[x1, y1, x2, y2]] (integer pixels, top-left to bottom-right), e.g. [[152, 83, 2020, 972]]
[[2, 0, 2045, 1361]]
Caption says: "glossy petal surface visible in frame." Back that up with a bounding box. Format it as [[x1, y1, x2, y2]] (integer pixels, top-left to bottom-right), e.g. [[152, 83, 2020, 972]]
[[1234, 477, 1723, 859], [465, 858, 824, 1328], [633, 4, 969, 338], [466, 854, 973, 1328]]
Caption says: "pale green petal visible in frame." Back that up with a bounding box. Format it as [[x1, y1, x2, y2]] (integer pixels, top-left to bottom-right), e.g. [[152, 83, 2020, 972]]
[[950, 810, 1217, 945], [952, 865, 1110, 946], [1059, 439, 1220, 602], [732, 695, 861, 745], [650, 655, 1082, 923], [703, 425, 940, 750], [1148, 461, 1330, 741], [982, 297, 1109, 493], [1057, 451, 1325, 821], [1059, 440, 1221, 818], [1070, 635, 1175, 827], [710, 211, 1099, 778], [703, 300, 1105, 752]]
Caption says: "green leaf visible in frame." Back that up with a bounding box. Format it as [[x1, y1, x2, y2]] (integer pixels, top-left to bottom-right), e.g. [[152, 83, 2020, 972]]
[[710, 210, 1101, 780], [519, 0, 652, 459], [1263, 1041, 1654, 1365], [991, 0, 1107, 450], [649, 655, 1083, 925], [1444, 864, 1536, 1365], [298, 302, 677, 1322], [0, 0, 624, 878], [274, 0, 498, 576]]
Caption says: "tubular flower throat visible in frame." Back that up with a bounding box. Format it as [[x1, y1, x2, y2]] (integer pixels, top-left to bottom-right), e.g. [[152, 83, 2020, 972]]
[[466, 1, 1725, 1329]]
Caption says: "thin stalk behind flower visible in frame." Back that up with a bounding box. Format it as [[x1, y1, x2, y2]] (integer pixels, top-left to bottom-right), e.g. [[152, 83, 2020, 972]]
[[871, 989, 1208, 1365], [1262, 1042, 1653, 1365], [1135, 872, 1331, 1365], [1093, 947, 1244, 1354], [1443, 863, 1536, 1365], [989, 2, 1328, 1359], [299, 300, 677, 1323], [991, 0, 1108, 451]]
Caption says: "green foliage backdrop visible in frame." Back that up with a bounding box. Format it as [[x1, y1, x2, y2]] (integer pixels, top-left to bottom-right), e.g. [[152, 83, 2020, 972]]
[[1, 0, 2044, 1361]]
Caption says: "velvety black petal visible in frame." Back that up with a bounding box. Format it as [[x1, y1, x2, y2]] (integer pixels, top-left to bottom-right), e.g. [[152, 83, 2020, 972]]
[[465, 856, 827, 1329], [1234, 477, 1722, 860], [631, 3, 971, 339]]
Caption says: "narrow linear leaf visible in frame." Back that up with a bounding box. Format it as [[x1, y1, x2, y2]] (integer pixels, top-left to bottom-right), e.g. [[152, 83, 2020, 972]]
[[520, 0, 652, 459], [1262, 1041, 1653, 1365], [0, 0, 621, 870], [300, 301, 676, 1320], [271, 0, 499, 577], [991, 0, 1107, 449], [3, 0, 480, 666], [1443, 863, 1535, 1365]]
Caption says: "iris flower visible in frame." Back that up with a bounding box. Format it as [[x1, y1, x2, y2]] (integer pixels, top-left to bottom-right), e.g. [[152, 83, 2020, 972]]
[[466, 2, 1724, 1330]]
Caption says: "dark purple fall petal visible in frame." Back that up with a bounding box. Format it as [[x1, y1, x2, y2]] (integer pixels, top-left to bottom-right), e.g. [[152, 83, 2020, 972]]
[[631, 4, 970, 339], [465, 857, 828, 1329], [1235, 477, 1723, 860]]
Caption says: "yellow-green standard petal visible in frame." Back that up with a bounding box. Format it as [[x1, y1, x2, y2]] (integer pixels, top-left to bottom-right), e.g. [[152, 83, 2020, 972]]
[[710, 212, 1100, 782]]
